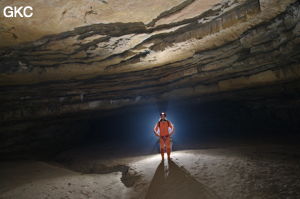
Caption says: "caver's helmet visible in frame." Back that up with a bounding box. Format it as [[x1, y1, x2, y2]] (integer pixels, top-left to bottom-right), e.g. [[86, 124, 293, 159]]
[[160, 112, 167, 117]]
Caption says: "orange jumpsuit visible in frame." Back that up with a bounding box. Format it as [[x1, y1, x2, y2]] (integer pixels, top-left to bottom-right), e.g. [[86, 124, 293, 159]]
[[154, 120, 174, 155]]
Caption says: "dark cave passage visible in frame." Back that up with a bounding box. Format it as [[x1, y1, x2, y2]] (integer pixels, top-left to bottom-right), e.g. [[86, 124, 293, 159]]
[[91, 100, 300, 141], [2, 99, 300, 160], [76, 100, 299, 158], [1, 0, 300, 198]]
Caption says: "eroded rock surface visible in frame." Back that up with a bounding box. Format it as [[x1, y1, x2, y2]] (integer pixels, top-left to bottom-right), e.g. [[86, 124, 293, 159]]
[[0, 0, 300, 155]]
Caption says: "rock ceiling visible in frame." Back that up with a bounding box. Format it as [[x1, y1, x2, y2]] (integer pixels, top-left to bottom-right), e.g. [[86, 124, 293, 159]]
[[0, 0, 300, 122]]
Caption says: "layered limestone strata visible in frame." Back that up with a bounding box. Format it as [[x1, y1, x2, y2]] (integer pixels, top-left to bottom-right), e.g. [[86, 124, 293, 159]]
[[0, 0, 300, 122], [0, 0, 300, 157]]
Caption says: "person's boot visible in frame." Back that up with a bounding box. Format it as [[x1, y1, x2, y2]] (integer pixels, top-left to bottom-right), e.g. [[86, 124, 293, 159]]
[[167, 149, 171, 160]]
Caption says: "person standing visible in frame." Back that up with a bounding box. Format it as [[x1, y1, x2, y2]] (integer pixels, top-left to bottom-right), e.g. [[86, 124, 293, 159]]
[[154, 112, 174, 160]]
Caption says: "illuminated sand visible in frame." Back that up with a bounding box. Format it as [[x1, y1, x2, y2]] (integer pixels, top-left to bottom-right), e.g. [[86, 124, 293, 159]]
[[1, 145, 299, 199]]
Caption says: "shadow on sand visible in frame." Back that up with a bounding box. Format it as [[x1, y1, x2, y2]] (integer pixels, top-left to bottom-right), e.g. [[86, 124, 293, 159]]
[[146, 160, 220, 199]]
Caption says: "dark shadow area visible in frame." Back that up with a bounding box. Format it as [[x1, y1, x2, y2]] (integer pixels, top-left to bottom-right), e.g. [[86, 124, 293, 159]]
[[146, 160, 220, 199], [76, 100, 300, 158], [1, 99, 300, 160]]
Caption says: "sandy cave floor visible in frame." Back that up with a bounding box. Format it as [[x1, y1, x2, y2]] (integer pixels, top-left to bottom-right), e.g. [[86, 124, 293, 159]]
[[0, 144, 300, 199]]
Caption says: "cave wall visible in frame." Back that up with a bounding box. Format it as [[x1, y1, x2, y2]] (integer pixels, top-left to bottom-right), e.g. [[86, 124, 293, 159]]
[[1, 0, 299, 122], [0, 0, 300, 157], [0, 117, 90, 159]]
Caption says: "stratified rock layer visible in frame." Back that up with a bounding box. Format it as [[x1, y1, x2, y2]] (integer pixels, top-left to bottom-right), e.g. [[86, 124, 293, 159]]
[[0, 0, 300, 156], [1, 0, 300, 121]]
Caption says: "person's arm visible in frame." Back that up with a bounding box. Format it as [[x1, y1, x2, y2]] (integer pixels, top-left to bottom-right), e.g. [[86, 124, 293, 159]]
[[153, 123, 160, 137], [169, 122, 175, 136]]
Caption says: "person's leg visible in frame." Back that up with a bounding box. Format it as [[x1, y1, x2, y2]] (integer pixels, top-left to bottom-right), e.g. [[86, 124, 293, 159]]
[[166, 137, 171, 160], [159, 137, 165, 160]]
